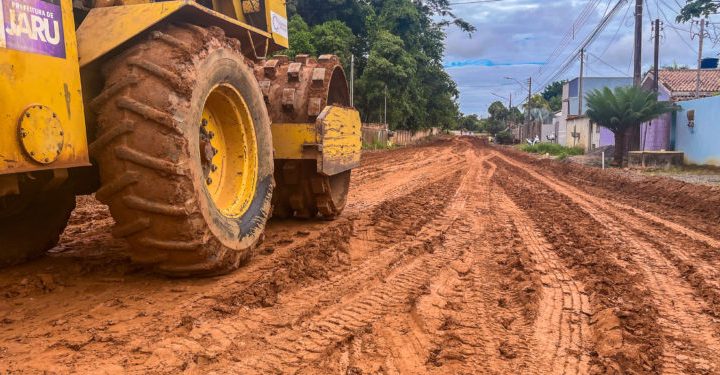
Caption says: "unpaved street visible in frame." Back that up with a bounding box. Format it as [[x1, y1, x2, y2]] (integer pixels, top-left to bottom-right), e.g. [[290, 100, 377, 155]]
[[2, 137, 720, 374]]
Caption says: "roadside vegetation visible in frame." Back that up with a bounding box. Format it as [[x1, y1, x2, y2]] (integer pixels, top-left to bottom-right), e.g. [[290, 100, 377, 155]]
[[362, 140, 394, 150], [585, 86, 675, 166], [287, 0, 474, 131], [519, 143, 585, 159]]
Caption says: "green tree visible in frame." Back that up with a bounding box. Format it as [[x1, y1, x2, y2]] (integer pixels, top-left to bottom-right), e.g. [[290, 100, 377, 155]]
[[541, 80, 566, 112], [524, 94, 550, 112], [585, 86, 676, 166], [356, 30, 418, 128], [286, 15, 316, 58], [312, 20, 356, 62], [677, 0, 718, 22], [287, 0, 470, 130], [458, 114, 482, 132], [507, 106, 523, 124], [488, 101, 509, 121]]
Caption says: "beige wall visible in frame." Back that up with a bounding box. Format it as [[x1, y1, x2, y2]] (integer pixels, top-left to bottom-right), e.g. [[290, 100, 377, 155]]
[[564, 117, 599, 151]]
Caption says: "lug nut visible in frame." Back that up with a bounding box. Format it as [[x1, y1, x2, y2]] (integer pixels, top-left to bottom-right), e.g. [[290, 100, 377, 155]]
[[211, 164, 218, 172], [201, 119, 208, 127], [208, 131, 215, 139], [206, 177, 213, 185], [211, 147, 218, 155]]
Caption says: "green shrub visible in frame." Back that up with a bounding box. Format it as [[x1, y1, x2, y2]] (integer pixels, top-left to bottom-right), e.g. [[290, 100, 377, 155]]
[[520, 143, 584, 159], [362, 140, 392, 150], [494, 130, 514, 145]]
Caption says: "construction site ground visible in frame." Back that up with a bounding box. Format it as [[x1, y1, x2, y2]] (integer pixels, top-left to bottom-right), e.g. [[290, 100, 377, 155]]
[[2, 136, 720, 374]]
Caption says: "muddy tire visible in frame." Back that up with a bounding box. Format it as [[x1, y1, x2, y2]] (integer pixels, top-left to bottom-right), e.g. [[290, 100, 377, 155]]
[[0, 184, 75, 266], [255, 54, 352, 220], [91, 24, 273, 276]]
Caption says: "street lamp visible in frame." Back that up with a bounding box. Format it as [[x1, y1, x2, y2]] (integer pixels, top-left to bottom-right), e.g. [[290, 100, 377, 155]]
[[504, 76, 528, 90]]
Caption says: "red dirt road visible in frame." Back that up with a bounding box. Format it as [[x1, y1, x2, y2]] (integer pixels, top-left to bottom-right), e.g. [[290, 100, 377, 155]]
[[1, 137, 720, 374]]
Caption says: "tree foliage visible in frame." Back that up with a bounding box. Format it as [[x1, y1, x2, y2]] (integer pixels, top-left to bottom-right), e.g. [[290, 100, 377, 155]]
[[541, 80, 566, 112], [458, 114, 482, 132], [585, 86, 676, 165], [677, 0, 719, 22], [286, 0, 471, 130]]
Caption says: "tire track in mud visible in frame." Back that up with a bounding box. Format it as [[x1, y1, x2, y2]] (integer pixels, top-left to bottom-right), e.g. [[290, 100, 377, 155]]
[[0, 138, 472, 374], [228, 165, 480, 373], [478, 153, 591, 375], [494, 153, 720, 373], [496, 153, 720, 319], [491, 183, 591, 375], [117, 152, 473, 374], [416, 152, 535, 374]]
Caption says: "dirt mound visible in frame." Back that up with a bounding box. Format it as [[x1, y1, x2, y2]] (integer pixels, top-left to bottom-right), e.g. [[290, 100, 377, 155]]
[[504, 147, 720, 236]]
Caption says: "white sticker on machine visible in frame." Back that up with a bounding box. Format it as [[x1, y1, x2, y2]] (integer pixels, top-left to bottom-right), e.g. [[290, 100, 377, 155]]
[[270, 11, 288, 39], [0, 0, 5, 48]]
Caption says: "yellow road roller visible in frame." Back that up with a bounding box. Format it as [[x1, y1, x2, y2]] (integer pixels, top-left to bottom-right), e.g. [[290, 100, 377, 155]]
[[0, 0, 361, 275]]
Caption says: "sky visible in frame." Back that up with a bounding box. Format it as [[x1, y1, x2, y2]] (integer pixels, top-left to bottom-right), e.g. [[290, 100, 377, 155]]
[[442, 0, 720, 116]]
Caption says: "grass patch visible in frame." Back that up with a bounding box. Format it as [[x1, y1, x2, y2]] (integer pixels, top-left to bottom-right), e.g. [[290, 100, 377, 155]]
[[363, 140, 393, 150], [520, 143, 584, 159]]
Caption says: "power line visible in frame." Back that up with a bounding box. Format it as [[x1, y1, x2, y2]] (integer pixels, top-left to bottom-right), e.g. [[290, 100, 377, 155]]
[[535, 0, 606, 80], [657, 0, 698, 53], [588, 51, 631, 75], [597, 0, 632, 57], [533, 0, 629, 95]]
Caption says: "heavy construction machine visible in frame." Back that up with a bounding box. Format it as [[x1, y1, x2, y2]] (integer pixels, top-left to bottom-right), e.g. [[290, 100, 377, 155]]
[[0, 0, 361, 275]]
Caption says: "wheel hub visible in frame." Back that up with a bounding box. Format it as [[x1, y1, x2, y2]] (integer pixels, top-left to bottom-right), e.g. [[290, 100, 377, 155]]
[[199, 84, 259, 218]]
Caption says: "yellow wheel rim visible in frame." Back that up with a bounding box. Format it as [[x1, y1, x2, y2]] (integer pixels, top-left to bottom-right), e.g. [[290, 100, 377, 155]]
[[200, 84, 258, 218]]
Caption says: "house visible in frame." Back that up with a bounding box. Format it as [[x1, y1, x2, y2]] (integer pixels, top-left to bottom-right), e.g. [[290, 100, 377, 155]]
[[674, 95, 720, 166], [553, 111, 565, 145], [640, 69, 720, 151], [560, 77, 632, 151]]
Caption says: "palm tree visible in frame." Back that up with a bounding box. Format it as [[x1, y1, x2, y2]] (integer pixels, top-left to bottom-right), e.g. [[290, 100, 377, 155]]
[[585, 86, 676, 166]]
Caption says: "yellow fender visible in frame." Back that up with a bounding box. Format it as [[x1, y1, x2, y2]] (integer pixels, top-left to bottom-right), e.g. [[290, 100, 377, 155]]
[[77, 0, 287, 68]]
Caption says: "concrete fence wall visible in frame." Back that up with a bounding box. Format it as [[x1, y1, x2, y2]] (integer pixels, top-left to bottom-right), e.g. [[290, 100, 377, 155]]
[[362, 124, 441, 147], [674, 95, 720, 166], [361, 123, 389, 146], [391, 127, 441, 146]]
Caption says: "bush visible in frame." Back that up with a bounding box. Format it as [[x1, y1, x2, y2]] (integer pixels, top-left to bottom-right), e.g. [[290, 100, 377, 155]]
[[520, 143, 584, 159], [363, 140, 392, 150], [494, 130, 514, 145]]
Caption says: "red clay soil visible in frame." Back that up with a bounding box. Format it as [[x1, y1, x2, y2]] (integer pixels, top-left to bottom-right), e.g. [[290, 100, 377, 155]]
[[1, 137, 720, 374], [502, 147, 720, 238]]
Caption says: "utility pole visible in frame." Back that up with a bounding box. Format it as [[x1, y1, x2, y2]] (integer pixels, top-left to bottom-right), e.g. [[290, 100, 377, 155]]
[[653, 19, 661, 93], [350, 54, 354, 107], [509, 93, 512, 108], [525, 77, 532, 141], [696, 18, 705, 98], [633, 0, 643, 86], [578, 49, 590, 150], [578, 49, 585, 115], [384, 85, 387, 125]]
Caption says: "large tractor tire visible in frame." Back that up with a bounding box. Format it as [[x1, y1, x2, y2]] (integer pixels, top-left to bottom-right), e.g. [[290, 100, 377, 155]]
[[254, 54, 352, 220], [0, 183, 75, 266], [91, 24, 273, 276]]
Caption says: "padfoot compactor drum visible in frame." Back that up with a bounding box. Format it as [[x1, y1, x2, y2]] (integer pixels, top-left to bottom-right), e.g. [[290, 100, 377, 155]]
[[0, 0, 361, 275]]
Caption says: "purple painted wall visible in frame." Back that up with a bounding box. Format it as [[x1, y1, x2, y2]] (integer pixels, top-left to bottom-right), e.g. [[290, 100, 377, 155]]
[[599, 127, 615, 146], [640, 113, 672, 151]]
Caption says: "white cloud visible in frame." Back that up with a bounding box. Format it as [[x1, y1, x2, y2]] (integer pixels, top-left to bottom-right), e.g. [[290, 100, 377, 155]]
[[442, 0, 720, 115]]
